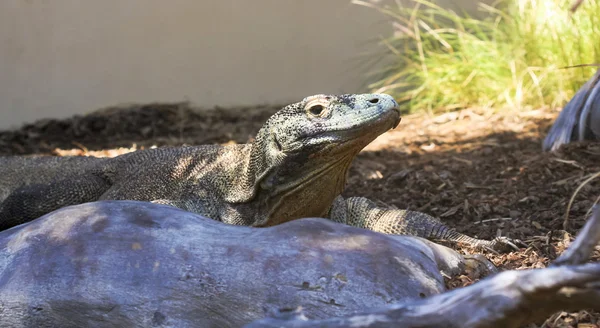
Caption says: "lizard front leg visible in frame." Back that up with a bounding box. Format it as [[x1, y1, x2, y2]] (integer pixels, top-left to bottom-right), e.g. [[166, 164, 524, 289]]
[[328, 196, 521, 252], [0, 174, 111, 230]]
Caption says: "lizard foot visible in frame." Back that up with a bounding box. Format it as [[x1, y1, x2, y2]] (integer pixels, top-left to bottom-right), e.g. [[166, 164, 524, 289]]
[[482, 236, 527, 254]]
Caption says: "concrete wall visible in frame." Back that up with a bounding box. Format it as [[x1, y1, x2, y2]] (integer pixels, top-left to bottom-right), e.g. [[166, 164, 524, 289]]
[[0, 0, 480, 130]]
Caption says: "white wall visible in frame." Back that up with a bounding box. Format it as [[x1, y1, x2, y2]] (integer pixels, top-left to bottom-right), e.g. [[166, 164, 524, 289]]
[[0, 0, 481, 130]]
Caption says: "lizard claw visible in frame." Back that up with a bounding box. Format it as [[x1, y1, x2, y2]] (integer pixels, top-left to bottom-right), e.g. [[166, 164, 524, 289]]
[[489, 236, 526, 252]]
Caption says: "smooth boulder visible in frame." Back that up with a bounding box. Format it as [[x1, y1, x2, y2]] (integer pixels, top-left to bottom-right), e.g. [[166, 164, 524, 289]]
[[0, 200, 473, 328]]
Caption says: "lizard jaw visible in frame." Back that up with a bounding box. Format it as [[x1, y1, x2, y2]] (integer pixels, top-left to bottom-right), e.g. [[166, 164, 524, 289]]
[[302, 108, 401, 148], [392, 107, 402, 129]]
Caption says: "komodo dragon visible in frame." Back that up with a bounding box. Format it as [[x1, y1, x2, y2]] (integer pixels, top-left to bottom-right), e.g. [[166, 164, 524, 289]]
[[0, 94, 517, 250]]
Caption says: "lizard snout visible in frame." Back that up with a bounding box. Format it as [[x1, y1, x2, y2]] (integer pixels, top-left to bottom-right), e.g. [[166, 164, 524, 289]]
[[393, 112, 402, 129], [370, 94, 401, 129]]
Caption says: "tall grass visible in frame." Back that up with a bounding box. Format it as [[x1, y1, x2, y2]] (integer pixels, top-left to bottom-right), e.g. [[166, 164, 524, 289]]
[[353, 0, 600, 113]]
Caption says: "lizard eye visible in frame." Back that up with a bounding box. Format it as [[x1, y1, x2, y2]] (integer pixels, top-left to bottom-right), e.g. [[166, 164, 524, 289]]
[[307, 105, 325, 117], [304, 98, 330, 118]]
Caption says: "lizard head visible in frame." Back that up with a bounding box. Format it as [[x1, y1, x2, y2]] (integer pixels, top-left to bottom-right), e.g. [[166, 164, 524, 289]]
[[263, 93, 401, 156], [247, 93, 400, 225]]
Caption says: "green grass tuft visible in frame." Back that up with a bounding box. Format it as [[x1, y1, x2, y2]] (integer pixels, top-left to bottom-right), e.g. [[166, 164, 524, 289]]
[[354, 0, 600, 113]]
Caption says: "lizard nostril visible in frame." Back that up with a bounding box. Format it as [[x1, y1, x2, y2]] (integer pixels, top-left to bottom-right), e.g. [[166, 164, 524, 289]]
[[368, 98, 379, 104]]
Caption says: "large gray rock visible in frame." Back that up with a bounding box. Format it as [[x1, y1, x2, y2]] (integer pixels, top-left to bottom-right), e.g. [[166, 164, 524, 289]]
[[0, 201, 473, 328]]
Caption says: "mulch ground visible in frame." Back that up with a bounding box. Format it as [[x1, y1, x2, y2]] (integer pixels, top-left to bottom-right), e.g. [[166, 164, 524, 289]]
[[1, 102, 599, 327]]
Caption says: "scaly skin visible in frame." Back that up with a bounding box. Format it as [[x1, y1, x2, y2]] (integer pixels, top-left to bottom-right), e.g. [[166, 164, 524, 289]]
[[0, 94, 517, 250]]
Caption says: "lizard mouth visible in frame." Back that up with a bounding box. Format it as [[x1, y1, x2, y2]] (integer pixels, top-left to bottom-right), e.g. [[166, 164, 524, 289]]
[[391, 107, 402, 129], [306, 109, 400, 146], [286, 105, 402, 152]]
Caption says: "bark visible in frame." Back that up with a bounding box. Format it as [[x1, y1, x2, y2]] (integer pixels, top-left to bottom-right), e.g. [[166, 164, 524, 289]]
[[0, 200, 479, 328], [246, 206, 600, 328], [543, 68, 600, 151]]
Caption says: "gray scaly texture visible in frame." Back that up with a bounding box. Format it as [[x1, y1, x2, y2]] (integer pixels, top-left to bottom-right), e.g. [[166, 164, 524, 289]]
[[0, 94, 516, 250]]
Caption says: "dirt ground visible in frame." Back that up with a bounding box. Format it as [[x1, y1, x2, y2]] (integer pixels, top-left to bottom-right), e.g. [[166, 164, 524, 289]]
[[1, 102, 599, 327]]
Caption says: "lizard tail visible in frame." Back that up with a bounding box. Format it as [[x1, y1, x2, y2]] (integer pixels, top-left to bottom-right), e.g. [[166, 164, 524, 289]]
[[339, 197, 521, 252], [430, 226, 509, 251]]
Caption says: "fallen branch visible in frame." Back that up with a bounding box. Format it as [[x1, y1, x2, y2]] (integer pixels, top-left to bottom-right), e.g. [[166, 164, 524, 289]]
[[246, 205, 600, 328], [0, 200, 493, 328], [543, 68, 600, 152], [555, 205, 600, 266]]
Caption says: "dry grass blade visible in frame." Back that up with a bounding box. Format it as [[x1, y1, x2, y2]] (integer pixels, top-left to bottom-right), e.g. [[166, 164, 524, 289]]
[[563, 171, 600, 230], [570, 0, 585, 13]]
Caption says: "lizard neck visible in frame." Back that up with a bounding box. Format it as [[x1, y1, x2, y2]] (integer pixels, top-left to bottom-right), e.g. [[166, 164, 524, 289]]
[[256, 152, 356, 227], [223, 124, 360, 226], [221, 129, 276, 204]]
